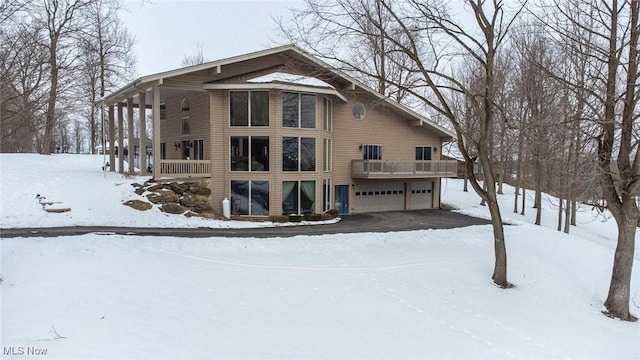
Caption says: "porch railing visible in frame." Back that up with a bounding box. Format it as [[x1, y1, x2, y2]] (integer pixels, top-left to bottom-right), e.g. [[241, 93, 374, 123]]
[[159, 160, 210, 178], [351, 159, 458, 179]]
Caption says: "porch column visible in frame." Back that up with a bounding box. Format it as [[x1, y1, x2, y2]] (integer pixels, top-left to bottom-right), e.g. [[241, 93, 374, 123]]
[[138, 91, 147, 176], [117, 102, 124, 174], [152, 86, 161, 179], [108, 105, 115, 172], [127, 97, 134, 174]]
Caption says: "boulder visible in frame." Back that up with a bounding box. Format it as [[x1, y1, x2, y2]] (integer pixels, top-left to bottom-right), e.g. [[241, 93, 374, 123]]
[[179, 194, 198, 207], [188, 185, 211, 195], [169, 182, 189, 195], [147, 184, 164, 192], [161, 203, 186, 214], [123, 200, 152, 211], [147, 189, 178, 204]]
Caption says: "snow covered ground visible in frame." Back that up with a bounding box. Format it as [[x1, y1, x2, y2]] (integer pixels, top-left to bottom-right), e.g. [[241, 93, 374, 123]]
[[1, 154, 639, 359]]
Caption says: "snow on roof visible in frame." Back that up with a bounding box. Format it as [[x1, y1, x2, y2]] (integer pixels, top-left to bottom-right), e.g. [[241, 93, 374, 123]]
[[247, 72, 335, 89], [442, 142, 464, 161]]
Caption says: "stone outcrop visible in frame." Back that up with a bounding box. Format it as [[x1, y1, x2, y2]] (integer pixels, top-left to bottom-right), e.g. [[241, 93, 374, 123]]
[[123, 200, 153, 211], [126, 179, 217, 218]]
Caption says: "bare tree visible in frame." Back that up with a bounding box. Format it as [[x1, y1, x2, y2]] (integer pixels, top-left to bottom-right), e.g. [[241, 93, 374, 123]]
[[77, 0, 135, 153], [35, 0, 91, 154], [284, 0, 525, 288], [536, 0, 639, 321], [279, 0, 420, 103], [181, 42, 206, 67], [0, 3, 49, 152]]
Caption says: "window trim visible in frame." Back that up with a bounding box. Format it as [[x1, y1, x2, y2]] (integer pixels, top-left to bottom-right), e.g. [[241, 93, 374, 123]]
[[282, 180, 316, 215], [181, 116, 190, 135], [230, 136, 270, 172], [230, 180, 270, 217], [282, 136, 316, 172], [323, 97, 333, 132], [229, 90, 270, 127], [323, 138, 332, 172], [282, 91, 317, 129]]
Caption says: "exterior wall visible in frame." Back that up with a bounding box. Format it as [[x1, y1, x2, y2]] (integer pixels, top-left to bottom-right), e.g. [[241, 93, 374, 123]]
[[160, 90, 210, 160], [160, 85, 444, 217], [331, 92, 443, 213]]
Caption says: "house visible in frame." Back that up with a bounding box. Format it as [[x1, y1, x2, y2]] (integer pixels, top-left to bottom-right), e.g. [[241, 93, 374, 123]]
[[101, 45, 457, 216]]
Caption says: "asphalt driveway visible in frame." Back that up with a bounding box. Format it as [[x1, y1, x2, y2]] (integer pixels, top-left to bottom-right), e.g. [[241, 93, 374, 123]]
[[0, 209, 491, 239]]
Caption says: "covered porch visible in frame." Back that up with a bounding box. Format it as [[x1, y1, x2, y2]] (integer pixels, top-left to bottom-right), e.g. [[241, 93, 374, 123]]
[[101, 82, 210, 179]]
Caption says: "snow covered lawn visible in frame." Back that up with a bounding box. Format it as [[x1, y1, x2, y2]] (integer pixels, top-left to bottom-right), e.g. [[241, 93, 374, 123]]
[[1, 154, 639, 359]]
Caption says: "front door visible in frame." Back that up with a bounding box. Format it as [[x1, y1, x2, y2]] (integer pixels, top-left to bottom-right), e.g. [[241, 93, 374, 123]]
[[334, 185, 349, 215], [415, 146, 432, 172], [181, 140, 190, 160]]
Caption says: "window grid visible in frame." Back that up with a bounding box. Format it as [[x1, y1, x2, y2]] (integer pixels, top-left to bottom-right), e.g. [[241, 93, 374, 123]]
[[323, 97, 333, 132], [283, 92, 316, 129], [282, 136, 316, 172], [230, 90, 270, 127], [230, 136, 269, 172]]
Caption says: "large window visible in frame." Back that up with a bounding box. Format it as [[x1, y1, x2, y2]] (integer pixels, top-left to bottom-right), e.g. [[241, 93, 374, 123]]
[[363, 144, 383, 160], [230, 136, 269, 171], [282, 136, 315, 171], [415, 146, 432, 172], [362, 144, 383, 172], [283, 92, 316, 128], [181, 98, 190, 135], [230, 91, 269, 126], [323, 179, 331, 212], [193, 139, 204, 160], [231, 180, 269, 216], [323, 138, 332, 172], [323, 97, 333, 131], [282, 180, 315, 214]]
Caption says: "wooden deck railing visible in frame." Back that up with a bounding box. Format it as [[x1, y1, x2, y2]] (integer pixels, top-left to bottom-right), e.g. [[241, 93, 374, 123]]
[[351, 160, 458, 179], [159, 160, 210, 178]]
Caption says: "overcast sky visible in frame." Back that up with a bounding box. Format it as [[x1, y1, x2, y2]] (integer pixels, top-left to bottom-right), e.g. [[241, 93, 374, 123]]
[[120, 0, 302, 76]]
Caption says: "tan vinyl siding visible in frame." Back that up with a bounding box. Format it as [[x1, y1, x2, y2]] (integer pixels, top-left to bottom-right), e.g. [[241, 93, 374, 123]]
[[331, 93, 441, 186], [160, 91, 210, 160]]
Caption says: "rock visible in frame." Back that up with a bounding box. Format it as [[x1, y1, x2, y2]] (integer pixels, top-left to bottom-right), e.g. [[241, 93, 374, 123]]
[[147, 184, 164, 192], [134, 187, 145, 196], [188, 185, 211, 195], [179, 194, 198, 207], [161, 203, 186, 214], [191, 201, 213, 213], [146, 189, 178, 204], [123, 200, 152, 211], [170, 182, 189, 195], [131, 183, 143, 188]]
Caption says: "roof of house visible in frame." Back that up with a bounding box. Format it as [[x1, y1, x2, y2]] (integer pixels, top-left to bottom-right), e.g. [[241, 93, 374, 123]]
[[101, 44, 455, 139]]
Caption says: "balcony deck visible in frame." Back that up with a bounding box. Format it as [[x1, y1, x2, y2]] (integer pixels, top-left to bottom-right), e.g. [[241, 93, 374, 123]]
[[159, 160, 210, 178], [351, 160, 458, 179]]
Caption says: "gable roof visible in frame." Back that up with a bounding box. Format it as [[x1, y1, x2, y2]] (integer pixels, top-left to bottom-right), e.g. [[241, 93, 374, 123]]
[[101, 45, 455, 139]]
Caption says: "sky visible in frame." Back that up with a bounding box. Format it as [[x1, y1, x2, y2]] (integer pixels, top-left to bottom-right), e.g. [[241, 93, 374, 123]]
[[120, 0, 303, 76]]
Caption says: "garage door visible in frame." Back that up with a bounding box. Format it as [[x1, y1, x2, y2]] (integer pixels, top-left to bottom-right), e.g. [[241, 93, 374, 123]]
[[353, 181, 405, 213], [410, 180, 434, 210]]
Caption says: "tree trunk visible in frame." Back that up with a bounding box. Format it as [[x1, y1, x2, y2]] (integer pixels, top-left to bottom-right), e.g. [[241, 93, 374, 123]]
[[41, 40, 58, 155], [604, 209, 638, 321], [463, 164, 469, 192], [487, 191, 509, 287]]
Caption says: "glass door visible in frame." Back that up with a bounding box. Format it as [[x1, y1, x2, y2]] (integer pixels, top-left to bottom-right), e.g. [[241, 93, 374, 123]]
[[334, 185, 349, 215]]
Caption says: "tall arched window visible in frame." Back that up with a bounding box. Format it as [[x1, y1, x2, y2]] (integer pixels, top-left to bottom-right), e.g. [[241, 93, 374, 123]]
[[180, 98, 190, 135]]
